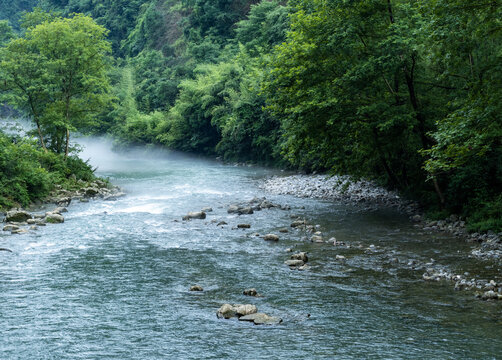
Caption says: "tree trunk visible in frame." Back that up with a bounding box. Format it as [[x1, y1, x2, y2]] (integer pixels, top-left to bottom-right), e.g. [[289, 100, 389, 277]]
[[64, 128, 70, 160], [35, 119, 47, 152]]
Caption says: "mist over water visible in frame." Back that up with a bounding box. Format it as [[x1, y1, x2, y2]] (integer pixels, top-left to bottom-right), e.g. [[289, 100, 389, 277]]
[[1, 137, 501, 359]]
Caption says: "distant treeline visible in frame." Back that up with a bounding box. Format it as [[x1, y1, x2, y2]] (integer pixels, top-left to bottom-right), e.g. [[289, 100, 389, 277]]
[[0, 0, 500, 231]]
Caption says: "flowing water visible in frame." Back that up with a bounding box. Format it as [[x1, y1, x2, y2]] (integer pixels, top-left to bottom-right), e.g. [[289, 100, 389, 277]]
[[0, 139, 501, 359]]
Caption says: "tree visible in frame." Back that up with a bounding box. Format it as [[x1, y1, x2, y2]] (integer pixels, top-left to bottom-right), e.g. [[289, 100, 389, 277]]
[[0, 12, 113, 158]]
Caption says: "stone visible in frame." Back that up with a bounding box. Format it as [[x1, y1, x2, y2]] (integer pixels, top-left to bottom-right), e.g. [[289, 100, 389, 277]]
[[217, 221, 228, 226], [279, 228, 289, 233], [263, 234, 279, 241], [201, 207, 213, 213], [227, 205, 240, 214], [83, 187, 100, 197], [11, 228, 28, 234], [52, 207, 68, 214], [182, 211, 206, 221], [291, 252, 308, 263], [238, 313, 282, 325], [217, 304, 236, 319], [190, 285, 203, 292], [336, 255, 346, 260], [217, 304, 257, 319], [237, 224, 251, 229], [3, 224, 19, 232], [238, 207, 254, 215], [234, 304, 258, 317], [411, 215, 422, 222], [243, 288, 260, 297], [284, 259, 304, 267], [290, 220, 305, 228], [6, 210, 32, 223], [481, 290, 499, 300], [298, 264, 310, 271], [45, 213, 64, 224], [311, 235, 324, 243]]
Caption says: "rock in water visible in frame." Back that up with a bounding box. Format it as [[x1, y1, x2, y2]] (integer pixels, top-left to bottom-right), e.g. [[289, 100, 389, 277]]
[[284, 259, 305, 267], [3, 225, 19, 232], [238, 313, 282, 325], [263, 234, 279, 241], [237, 224, 251, 229], [291, 252, 308, 263], [45, 213, 64, 224], [6, 210, 32, 223], [243, 288, 260, 297], [217, 304, 257, 319], [182, 211, 206, 220], [190, 285, 203, 292]]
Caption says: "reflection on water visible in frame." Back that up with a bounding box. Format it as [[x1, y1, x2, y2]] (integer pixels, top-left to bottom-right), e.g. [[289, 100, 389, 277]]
[[0, 138, 501, 359]]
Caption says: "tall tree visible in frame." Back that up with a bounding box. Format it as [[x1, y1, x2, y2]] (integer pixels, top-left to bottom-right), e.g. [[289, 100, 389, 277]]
[[0, 13, 113, 158]]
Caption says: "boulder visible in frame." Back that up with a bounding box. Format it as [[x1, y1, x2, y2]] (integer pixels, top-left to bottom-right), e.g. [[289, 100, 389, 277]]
[[216, 304, 257, 319], [238, 207, 254, 215], [285, 259, 305, 267], [83, 187, 100, 197], [263, 234, 279, 241], [52, 207, 68, 214], [311, 235, 324, 243], [279, 228, 289, 233], [237, 224, 251, 229], [227, 205, 240, 214], [243, 288, 260, 297], [55, 197, 72, 206], [190, 285, 203, 292], [6, 210, 32, 223], [11, 228, 28, 234], [3, 224, 19, 232], [45, 213, 64, 224], [201, 207, 213, 213], [291, 252, 308, 263], [239, 313, 282, 325], [290, 220, 305, 228], [182, 211, 206, 221], [217, 221, 228, 226]]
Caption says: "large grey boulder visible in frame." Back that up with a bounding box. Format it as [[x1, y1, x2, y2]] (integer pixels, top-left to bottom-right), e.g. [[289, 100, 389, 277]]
[[6, 210, 32, 223], [3, 224, 19, 232], [291, 252, 308, 263]]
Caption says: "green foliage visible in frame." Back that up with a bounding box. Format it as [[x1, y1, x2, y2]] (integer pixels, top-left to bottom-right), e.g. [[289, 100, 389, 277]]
[[0, 12, 113, 155], [0, 0, 38, 31], [0, 130, 95, 209]]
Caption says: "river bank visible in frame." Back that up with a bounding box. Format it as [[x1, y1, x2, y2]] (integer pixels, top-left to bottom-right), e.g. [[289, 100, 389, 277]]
[[1, 179, 124, 238], [261, 173, 502, 300]]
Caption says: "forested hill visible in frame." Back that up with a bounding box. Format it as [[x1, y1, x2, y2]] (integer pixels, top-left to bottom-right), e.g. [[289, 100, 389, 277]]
[[0, 1, 501, 232]]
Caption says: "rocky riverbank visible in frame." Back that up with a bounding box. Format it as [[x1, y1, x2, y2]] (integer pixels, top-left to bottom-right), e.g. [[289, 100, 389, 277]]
[[261, 174, 418, 213], [1, 179, 125, 238], [260, 173, 502, 300]]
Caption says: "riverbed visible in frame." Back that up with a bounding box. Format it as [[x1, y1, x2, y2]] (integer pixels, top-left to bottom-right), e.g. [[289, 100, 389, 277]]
[[1, 139, 501, 359]]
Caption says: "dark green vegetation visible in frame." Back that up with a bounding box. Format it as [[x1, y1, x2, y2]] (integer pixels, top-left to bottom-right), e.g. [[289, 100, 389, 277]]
[[0, 1, 500, 231], [0, 131, 95, 210]]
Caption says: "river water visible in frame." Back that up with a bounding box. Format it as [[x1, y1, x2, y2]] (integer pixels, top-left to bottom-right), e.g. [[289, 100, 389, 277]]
[[0, 139, 501, 359]]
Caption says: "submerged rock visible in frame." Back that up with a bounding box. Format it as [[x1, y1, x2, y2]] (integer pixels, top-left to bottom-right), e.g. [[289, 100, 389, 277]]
[[238, 313, 282, 325], [3, 224, 19, 232], [237, 224, 251, 229], [284, 259, 305, 267], [243, 288, 261, 297], [182, 211, 206, 221], [190, 285, 203, 292], [291, 252, 308, 263], [263, 234, 279, 241]]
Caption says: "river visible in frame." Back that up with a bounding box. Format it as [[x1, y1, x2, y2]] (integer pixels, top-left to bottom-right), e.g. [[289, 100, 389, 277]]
[[0, 138, 501, 359]]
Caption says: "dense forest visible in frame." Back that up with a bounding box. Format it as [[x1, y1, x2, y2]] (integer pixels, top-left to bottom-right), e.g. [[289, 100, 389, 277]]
[[0, 0, 501, 232]]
